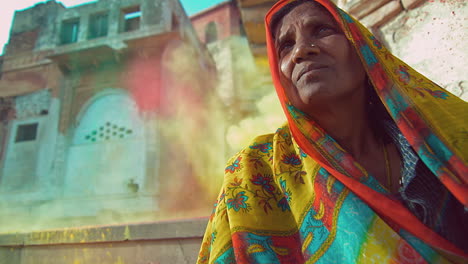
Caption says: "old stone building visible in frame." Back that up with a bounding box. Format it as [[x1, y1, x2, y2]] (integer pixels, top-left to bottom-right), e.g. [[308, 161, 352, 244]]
[[0, 0, 225, 262]]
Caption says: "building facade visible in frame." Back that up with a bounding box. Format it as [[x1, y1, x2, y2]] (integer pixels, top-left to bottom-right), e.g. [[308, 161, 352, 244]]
[[0, 0, 225, 262]]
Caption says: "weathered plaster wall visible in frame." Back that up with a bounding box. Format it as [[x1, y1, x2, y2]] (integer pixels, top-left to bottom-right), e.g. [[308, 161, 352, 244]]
[[0, 58, 62, 99], [380, 0, 467, 100], [0, 95, 62, 232], [7, 1, 64, 54], [1, 90, 54, 193]]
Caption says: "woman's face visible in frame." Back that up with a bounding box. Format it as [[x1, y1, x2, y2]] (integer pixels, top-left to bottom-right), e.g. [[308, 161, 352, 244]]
[[274, 2, 366, 114]]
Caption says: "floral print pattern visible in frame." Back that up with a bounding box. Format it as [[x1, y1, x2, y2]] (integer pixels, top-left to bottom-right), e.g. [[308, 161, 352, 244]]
[[396, 65, 411, 84], [250, 142, 273, 153], [414, 87, 449, 99], [225, 156, 242, 173], [281, 153, 301, 166], [221, 132, 304, 215], [251, 173, 275, 194], [226, 191, 250, 212]]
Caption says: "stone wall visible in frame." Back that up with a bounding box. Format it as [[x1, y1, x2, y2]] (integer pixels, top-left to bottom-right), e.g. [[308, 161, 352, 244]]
[[0, 218, 207, 264], [7, 1, 64, 54], [338, 0, 467, 100], [380, 0, 467, 100]]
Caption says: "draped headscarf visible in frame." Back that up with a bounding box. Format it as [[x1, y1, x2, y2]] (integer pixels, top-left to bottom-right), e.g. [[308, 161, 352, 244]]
[[198, 0, 467, 263]]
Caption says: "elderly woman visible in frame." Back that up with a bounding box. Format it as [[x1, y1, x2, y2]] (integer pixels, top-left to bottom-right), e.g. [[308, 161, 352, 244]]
[[197, 0, 467, 263]]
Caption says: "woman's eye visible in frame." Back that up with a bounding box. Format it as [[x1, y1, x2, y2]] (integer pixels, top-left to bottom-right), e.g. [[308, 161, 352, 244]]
[[282, 42, 293, 50], [278, 41, 294, 56], [316, 26, 335, 36]]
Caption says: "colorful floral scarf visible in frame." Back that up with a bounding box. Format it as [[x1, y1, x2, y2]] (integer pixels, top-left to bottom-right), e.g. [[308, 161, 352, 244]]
[[197, 0, 467, 263]]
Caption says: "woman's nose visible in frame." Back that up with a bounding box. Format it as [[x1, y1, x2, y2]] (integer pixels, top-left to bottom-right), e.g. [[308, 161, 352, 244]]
[[292, 42, 320, 64]]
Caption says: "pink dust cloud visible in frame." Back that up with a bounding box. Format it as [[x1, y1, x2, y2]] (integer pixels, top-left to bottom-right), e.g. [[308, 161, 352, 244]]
[[124, 57, 167, 114], [123, 56, 206, 118]]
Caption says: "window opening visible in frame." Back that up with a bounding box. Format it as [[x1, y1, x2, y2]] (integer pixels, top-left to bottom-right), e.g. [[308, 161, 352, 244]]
[[171, 13, 179, 30], [0, 57, 3, 80], [15, 123, 38, 142], [60, 19, 80, 44], [122, 7, 141, 32], [239, 19, 247, 37], [205, 22, 218, 43], [88, 12, 109, 39]]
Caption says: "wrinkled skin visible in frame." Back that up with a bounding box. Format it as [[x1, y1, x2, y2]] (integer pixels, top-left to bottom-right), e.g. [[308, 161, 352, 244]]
[[274, 2, 367, 115]]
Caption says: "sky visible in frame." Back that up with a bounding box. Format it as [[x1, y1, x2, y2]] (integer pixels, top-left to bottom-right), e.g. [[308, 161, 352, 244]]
[[0, 0, 227, 55]]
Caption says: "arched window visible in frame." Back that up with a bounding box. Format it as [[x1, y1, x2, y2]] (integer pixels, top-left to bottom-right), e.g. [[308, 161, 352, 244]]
[[72, 91, 142, 145], [204, 21, 218, 43], [66, 90, 146, 196]]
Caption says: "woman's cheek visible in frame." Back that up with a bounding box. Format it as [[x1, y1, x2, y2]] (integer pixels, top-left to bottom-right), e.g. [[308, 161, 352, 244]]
[[280, 57, 293, 81]]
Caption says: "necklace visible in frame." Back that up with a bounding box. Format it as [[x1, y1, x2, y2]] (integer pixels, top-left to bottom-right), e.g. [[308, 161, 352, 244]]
[[382, 142, 393, 191]]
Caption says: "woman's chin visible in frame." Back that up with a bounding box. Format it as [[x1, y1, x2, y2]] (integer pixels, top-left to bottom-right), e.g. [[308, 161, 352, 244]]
[[298, 87, 334, 103]]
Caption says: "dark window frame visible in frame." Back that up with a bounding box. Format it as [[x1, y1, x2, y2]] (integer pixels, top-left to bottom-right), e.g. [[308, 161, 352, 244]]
[[60, 18, 80, 44], [205, 22, 218, 43], [88, 12, 109, 39], [121, 6, 141, 32], [15, 123, 38, 143]]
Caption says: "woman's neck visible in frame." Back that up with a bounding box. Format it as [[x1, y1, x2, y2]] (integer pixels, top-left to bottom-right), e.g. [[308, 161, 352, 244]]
[[308, 90, 379, 158]]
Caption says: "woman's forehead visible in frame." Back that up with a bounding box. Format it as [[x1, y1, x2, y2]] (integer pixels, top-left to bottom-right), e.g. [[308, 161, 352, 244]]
[[274, 3, 336, 38]]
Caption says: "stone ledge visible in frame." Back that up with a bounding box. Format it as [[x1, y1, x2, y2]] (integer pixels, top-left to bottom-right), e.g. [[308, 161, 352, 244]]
[[348, 0, 391, 19], [401, 0, 426, 10], [0, 217, 208, 246], [361, 0, 403, 28], [53, 24, 166, 56]]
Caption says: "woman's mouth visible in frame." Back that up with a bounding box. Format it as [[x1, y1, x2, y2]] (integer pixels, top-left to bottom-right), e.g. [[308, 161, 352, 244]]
[[297, 64, 328, 82]]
